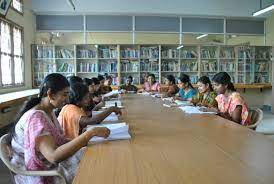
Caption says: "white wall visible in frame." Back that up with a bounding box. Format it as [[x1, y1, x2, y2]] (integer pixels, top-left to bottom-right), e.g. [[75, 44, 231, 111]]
[[0, 0, 36, 94]]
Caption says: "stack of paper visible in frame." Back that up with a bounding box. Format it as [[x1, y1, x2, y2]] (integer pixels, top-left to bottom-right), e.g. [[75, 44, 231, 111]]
[[92, 111, 119, 122], [175, 100, 192, 106], [87, 123, 131, 142], [179, 106, 217, 114]]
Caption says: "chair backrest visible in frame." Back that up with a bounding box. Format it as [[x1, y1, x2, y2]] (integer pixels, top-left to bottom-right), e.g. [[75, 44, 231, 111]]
[[248, 107, 263, 128], [0, 134, 16, 174], [0, 134, 66, 184]]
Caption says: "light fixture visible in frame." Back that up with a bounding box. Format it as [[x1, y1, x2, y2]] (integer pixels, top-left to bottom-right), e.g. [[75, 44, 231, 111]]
[[253, 4, 274, 16], [196, 34, 208, 39], [67, 0, 76, 10], [177, 45, 184, 50]]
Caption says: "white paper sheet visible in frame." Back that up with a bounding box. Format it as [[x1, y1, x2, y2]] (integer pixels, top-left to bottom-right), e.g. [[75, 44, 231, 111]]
[[175, 100, 191, 106], [87, 123, 131, 142], [105, 100, 122, 107], [102, 90, 120, 98], [179, 106, 217, 114], [92, 111, 119, 122], [162, 97, 173, 102], [137, 91, 150, 95]]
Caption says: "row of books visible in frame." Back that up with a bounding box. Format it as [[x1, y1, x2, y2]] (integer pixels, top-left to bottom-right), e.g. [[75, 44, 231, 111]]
[[201, 49, 218, 59], [161, 49, 179, 58], [77, 49, 96, 58], [121, 48, 139, 58], [121, 61, 139, 72], [161, 61, 180, 71], [188, 75, 198, 84], [255, 50, 271, 59], [34, 73, 51, 86], [255, 62, 268, 72], [35, 47, 54, 58], [78, 63, 97, 73], [98, 61, 117, 73], [140, 60, 159, 72], [98, 47, 118, 58], [220, 62, 235, 72], [238, 63, 254, 72], [220, 49, 235, 58], [140, 47, 159, 58], [180, 62, 198, 72], [180, 50, 198, 58], [57, 63, 74, 73], [238, 74, 253, 84], [201, 60, 217, 72], [34, 63, 55, 73], [255, 74, 269, 83], [238, 48, 254, 59], [56, 49, 74, 58]]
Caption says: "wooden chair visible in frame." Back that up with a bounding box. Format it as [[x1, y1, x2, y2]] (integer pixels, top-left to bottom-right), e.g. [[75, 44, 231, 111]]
[[247, 107, 263, 130], [0, 134, 66, 184]]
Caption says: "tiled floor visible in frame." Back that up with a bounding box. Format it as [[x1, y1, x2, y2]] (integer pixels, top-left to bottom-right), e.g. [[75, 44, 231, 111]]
[[0, 111, 274, 184]]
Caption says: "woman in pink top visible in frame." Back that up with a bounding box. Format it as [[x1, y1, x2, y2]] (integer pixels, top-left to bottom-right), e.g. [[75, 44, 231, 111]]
[[143, 73, 161, 92], [10, 73, 110, 184], [203, 72, 250, 125]]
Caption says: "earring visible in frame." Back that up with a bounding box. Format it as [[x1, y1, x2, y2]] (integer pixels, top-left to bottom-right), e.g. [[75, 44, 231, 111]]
[[49, 100, 54, 105]]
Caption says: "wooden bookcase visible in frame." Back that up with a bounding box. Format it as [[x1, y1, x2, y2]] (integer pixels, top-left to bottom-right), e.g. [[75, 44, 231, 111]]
[[32, 44, 272, 88]]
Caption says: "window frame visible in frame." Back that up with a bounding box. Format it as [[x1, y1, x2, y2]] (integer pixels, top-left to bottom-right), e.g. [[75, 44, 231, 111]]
[[11, 0, 23, 15], [0, 18, 24, 89]]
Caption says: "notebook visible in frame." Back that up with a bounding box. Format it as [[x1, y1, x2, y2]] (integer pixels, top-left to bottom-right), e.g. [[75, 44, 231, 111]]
[[92, 111, 119, 122]]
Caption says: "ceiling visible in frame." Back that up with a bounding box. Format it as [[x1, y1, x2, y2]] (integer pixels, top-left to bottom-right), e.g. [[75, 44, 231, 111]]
[[31, 0, 274, 18]]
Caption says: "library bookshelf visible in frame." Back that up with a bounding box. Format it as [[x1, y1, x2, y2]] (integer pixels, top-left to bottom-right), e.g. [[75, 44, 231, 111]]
[[32, 44, 272, 88]]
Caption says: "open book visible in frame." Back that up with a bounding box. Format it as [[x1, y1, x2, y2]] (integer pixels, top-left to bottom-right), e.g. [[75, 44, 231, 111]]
[[87, 123, 131, 142], [92, 111, 119, 122]]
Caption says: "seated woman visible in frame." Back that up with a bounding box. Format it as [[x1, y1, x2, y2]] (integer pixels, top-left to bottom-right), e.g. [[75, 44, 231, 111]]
[[174, 74, 196, 101], [119, 76, 138, 93], [58, 82, 122, 139], [90, 77, 103, 104], [10, 73, 110, 184], [83, 78, 104, 111], [191, 76, 217, 108], [203, 72, 250, 125], [162, 75, 179, 97], [104, 75, 113, 92], [139, 73, 161, 93]]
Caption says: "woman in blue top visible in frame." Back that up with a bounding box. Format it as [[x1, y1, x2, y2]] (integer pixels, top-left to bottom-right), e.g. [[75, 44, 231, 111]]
[[175, 74, 197, 101]]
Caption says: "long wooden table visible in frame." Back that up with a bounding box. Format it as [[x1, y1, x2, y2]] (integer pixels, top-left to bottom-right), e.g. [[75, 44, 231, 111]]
[[73, 95, 274, 184]]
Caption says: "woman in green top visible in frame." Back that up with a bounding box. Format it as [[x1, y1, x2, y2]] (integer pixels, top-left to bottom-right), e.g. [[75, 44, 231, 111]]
[[191, 76, 217, 108]]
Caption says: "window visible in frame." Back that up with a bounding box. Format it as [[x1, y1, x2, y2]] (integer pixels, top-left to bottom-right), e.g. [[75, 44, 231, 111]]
[[12, 0, 23, 13], [0, 19, 24, 87]]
